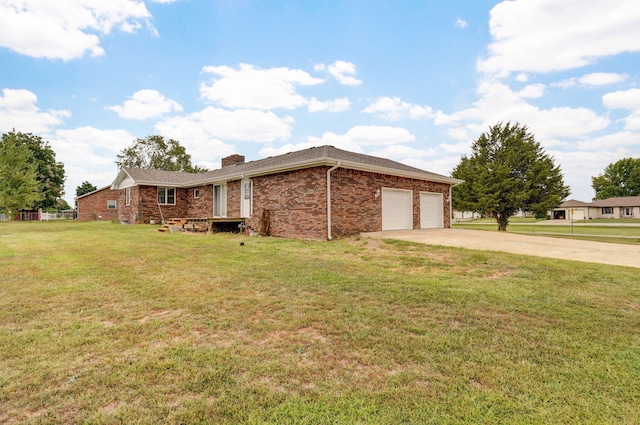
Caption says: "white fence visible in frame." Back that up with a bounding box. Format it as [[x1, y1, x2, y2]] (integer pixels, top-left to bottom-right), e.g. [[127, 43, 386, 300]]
[[0, 211, 76, 221], [41, 211, 76, 221]]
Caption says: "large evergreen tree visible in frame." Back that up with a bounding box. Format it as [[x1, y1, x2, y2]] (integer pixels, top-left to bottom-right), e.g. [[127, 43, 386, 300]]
[[452, 122, 569, 231], [0, 133, 42, 218], [591, 157, 640, 200], [116, 135, 208, 173]]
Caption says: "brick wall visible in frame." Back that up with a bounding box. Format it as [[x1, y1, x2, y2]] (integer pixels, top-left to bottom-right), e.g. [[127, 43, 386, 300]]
[[122, 185, 189, 224], [331, 168, 451, 238], [187, 185, 214, 218], [244, 168, 328, 239], [243, 166, 452, 240], [77, 187, 119, 221], [117, 186, 139, 223]]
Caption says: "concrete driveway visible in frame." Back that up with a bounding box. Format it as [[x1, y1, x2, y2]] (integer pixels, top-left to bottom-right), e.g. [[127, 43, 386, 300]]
[[362, 228, 640, 269]]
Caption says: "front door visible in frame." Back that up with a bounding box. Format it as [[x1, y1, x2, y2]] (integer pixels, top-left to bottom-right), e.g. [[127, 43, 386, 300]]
[[241, 179, 252, 218]]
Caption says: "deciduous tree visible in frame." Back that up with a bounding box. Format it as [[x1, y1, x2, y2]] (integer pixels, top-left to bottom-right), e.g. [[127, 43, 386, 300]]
[[5, 131, 66, 211], [452, 122, 569, 231], [591, 157, 640, 200], [76, 181, 98, 198], [116, 135, 208, 173], [0, 133, 42, 217]]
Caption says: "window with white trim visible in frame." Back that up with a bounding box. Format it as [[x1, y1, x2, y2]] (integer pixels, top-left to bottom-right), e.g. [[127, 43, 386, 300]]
[[158, 187, 176, 205], [125, 188, 131, 206], [194, 188, 200, 199], [602, 207, 613, 214], [107, 200, 117, 210]]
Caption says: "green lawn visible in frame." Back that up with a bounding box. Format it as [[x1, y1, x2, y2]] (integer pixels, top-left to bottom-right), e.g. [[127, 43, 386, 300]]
[[1, 221, 639, 424]]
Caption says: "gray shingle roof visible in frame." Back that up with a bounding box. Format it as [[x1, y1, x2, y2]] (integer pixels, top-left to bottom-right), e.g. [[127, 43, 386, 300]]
[[557, 196, 640, 208], [590, 196, 640, 207], [558, 199, 594, 208], [114, 145, 461, 188]]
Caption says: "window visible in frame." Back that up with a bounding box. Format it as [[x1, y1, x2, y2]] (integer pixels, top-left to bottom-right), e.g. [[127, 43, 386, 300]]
[[125, 188, 131, 206], [213, 184, 227, 217], [107, 200, 117, 210], [602, 207, 613, 214], [158, 187, 176, 205], [194, 188, 200, 199]]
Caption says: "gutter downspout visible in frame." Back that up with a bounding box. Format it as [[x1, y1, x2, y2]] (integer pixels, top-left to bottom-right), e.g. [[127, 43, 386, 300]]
[[326, 161, 341, 240], [449, 180, 462, 227]]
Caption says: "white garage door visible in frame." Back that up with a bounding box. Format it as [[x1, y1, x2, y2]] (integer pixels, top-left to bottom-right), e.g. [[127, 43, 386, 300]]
[[382, 188, 413, 230], [420, 192, 444, 229], [569, 208, 585, 220]]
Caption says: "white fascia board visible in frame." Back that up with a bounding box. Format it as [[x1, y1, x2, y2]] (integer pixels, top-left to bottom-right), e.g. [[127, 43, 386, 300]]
[[111, 169, 133, 190]]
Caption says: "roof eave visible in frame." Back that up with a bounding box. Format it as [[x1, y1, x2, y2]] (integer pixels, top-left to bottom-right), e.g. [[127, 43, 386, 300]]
[[196, 156, 462, 185]]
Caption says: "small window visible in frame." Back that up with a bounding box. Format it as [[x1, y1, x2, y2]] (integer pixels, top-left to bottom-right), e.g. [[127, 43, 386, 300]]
[[602, 207, 613, 214], [194, 188, 200, 199], [107, 200, 117, 210], [125, 188, 131, 206], [158, 187, 176, 205]]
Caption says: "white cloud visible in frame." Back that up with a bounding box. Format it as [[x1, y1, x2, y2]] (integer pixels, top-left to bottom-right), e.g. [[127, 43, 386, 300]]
[[106, 89, 183, 120], [553, 73, 628, 89], [306, 126, 415, 153], [518, 84, 545, 98], [0, 88, 70, 133], [515, 73, 529, 82], [552, 78, 577, 89], [579, 72, 628, 86], [603, 89, 640, 130], [602, 88, 640, 110], [478, 0, 640, 76], [47, 127, 137, 201], [551, 148, 633, 200], [156, 106, 294, 144], [200, 63, 324, 110], [576, 131, 640, 151], [370, 144, 438, 160], [437, 141, 473, 154], [259, 142, 320, 158], [455, 18, 468, 29], [362, 97, 434, 121], [0, 0, 154, 60], [326, 60, 363, 86], [435, 81, 610, 142], [308, 97, 351, 113]]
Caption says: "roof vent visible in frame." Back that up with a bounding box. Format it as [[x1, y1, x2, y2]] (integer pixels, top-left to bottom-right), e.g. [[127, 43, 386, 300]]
[[221, 154, 245, 168]]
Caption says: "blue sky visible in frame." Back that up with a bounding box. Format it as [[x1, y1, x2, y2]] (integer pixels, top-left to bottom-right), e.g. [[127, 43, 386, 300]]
[[1, 0, 639, 205]]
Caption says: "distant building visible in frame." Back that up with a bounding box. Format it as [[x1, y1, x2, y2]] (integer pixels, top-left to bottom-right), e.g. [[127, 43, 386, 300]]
[[550, 196, 640, 220]]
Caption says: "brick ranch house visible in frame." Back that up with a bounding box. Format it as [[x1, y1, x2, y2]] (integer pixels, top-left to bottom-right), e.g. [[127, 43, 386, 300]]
[[84, 145, 461, 240]]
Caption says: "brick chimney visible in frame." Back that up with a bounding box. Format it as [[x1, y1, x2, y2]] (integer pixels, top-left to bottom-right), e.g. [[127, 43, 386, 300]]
[[221, 154, 245, 168]]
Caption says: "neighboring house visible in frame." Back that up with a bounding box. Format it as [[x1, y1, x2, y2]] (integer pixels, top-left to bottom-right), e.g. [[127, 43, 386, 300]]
[[105, 145, 462, 240], [550, 199, 593, 220], [76, 186, 119, 221], [550, 196, 640, 220]]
